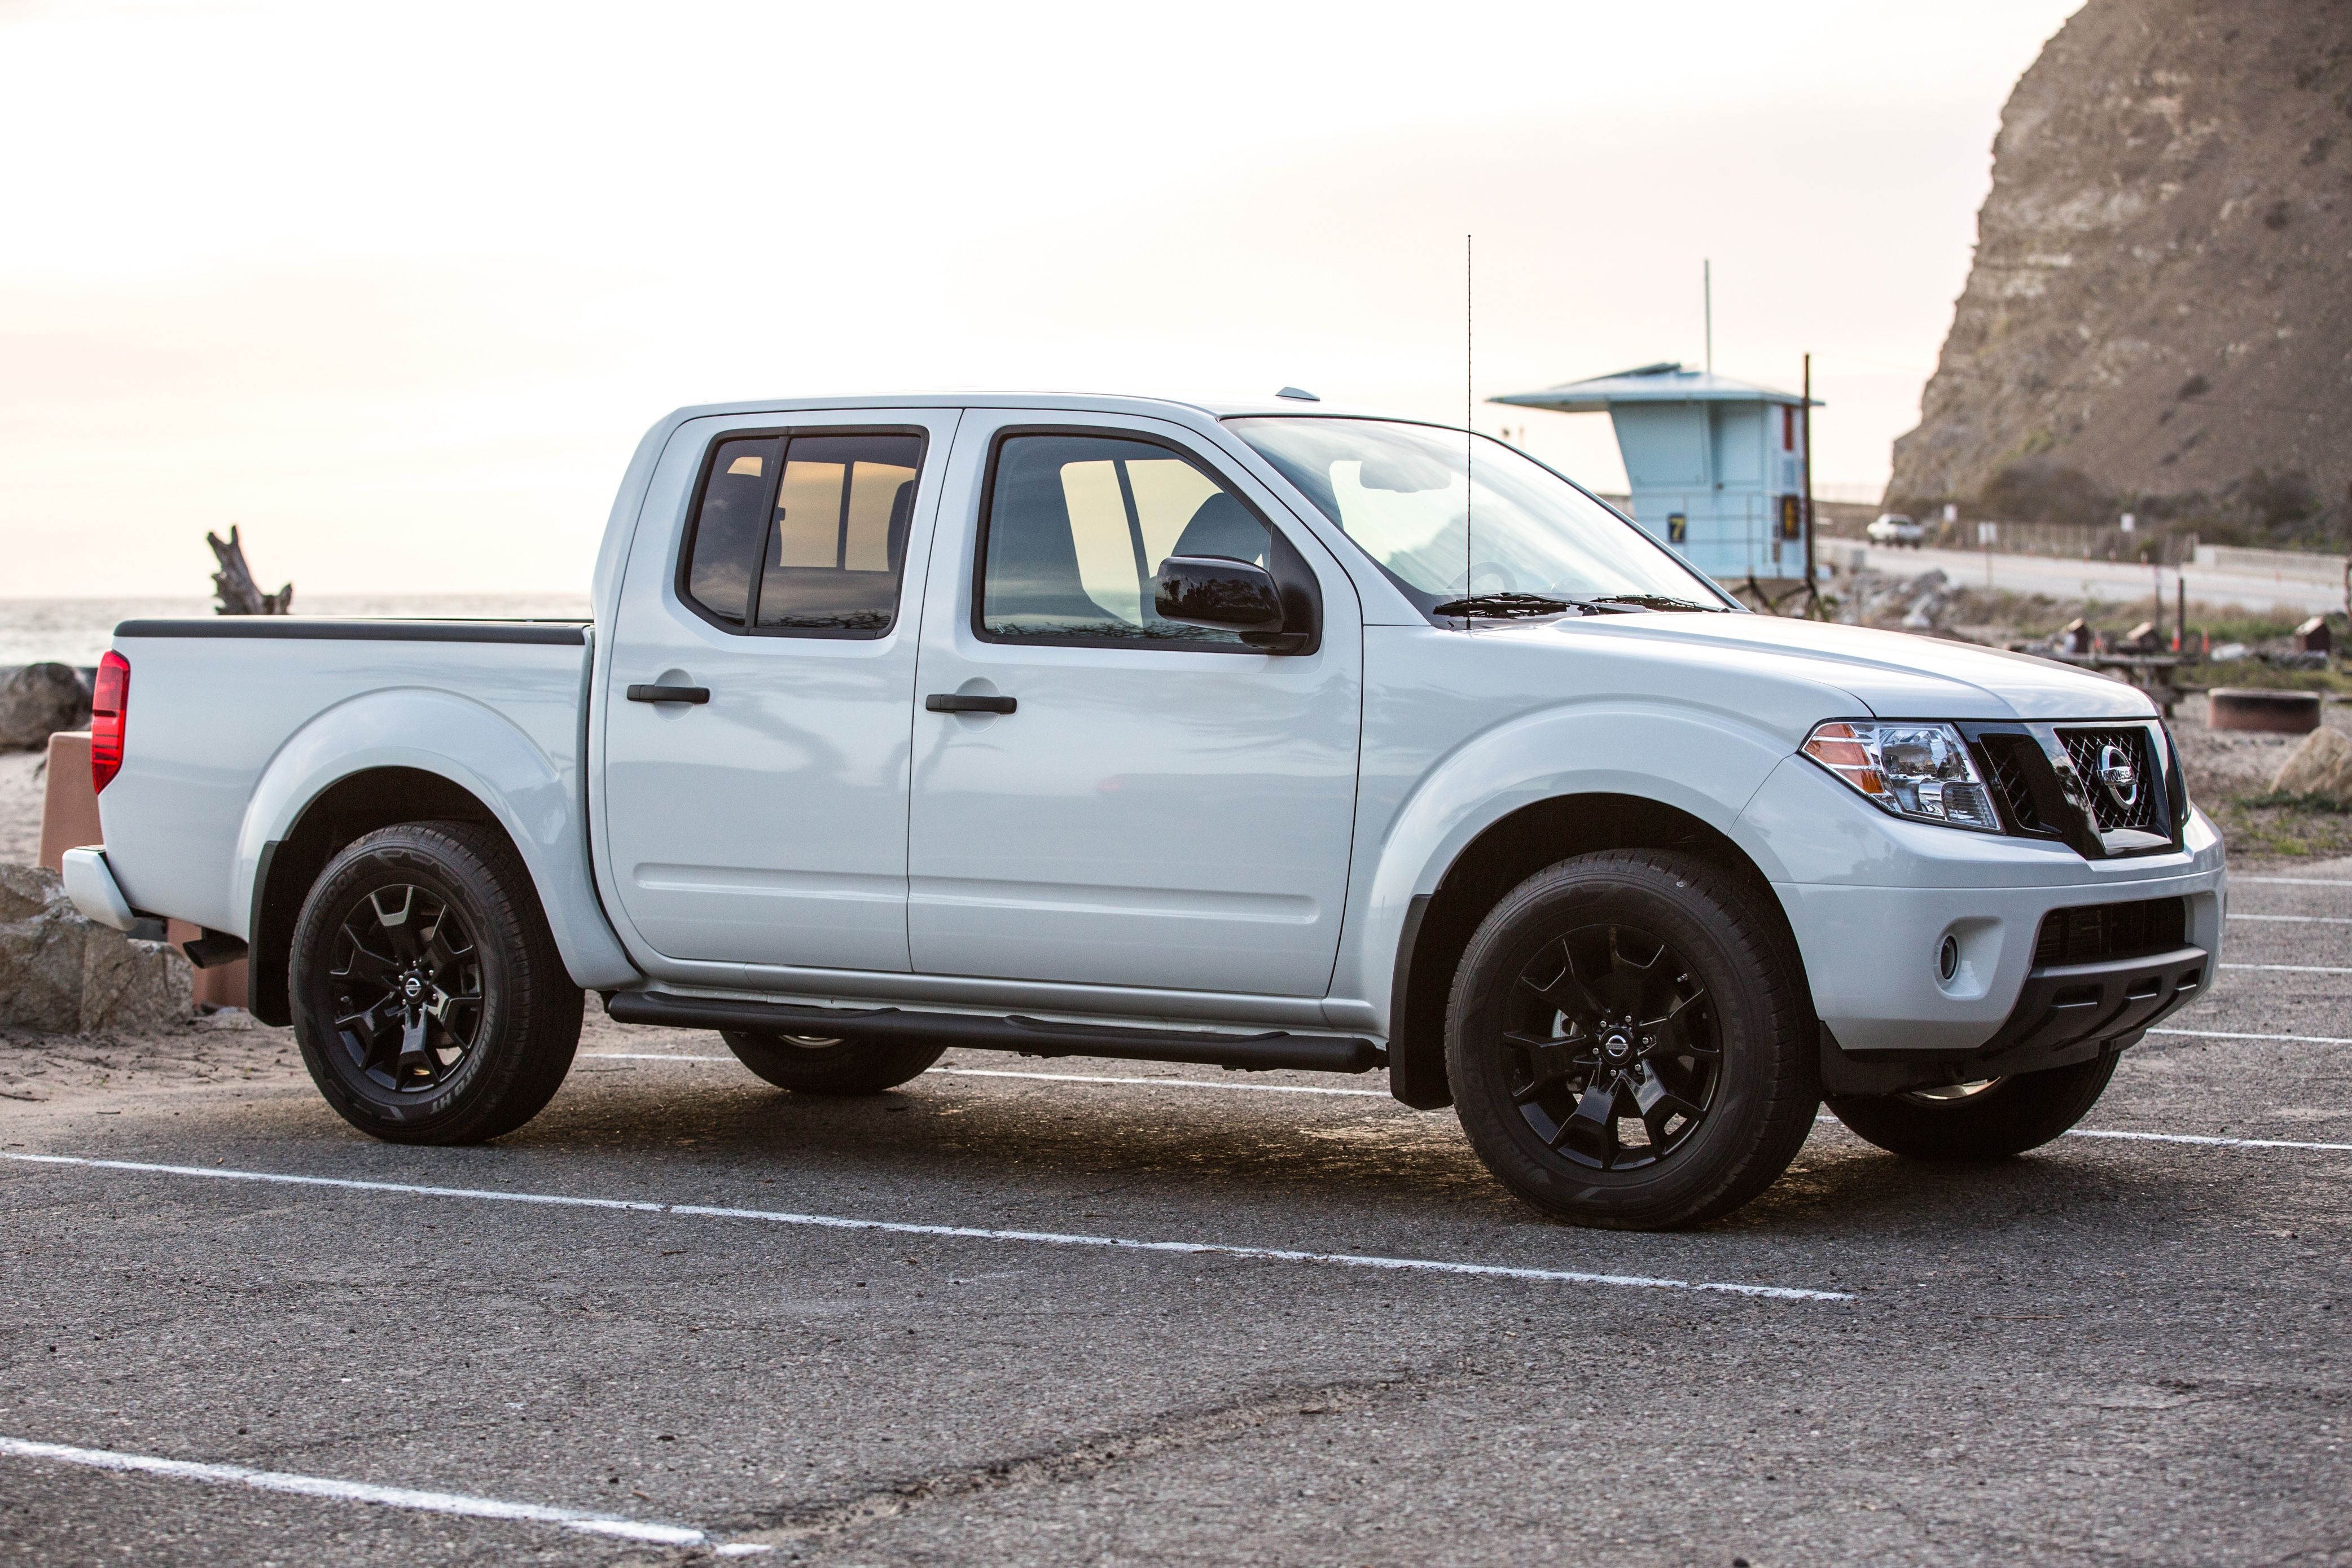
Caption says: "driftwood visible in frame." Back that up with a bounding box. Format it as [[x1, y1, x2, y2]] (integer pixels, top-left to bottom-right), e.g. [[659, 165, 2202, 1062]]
[[205, 526, 293, 616]]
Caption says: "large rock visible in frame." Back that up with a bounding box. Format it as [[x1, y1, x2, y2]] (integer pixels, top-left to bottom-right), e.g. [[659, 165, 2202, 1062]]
[[2272, 727, 2352, 803], [0, 664, 91, 750], [0, 863, 191, 1033]]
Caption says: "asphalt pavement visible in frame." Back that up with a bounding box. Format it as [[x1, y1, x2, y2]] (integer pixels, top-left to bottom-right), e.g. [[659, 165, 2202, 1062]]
[[2, 865, 2347, 1565], [1849, 544, 2346, 617]]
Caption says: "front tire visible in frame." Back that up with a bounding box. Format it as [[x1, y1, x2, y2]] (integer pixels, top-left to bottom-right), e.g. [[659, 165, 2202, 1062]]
[[291, 822, 582, 1144], [1445, 850, 1819, 1230], [1827, 1054, 2118, 1161], [721, 1030, 945, 1095]]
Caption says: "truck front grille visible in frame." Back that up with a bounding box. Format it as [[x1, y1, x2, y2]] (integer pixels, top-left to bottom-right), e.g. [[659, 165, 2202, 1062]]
[[2033, 897, 2188, 967], [2058, 726, 2163, 833]]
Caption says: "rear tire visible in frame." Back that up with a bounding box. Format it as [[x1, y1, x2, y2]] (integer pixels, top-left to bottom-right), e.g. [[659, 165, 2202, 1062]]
[[1827, 1053, 2118, 1161], [291, 821, 582, 1145], [721, 1030, 945, 1095], [1445, 850, 1819, 1230]]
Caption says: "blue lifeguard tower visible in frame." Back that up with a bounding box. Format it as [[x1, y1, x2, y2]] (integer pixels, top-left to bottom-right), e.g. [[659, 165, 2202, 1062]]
[[1492, 363, 1818, 583]]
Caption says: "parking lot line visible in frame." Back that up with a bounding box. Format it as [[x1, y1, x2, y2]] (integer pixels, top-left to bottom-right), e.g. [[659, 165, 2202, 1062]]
[[2227, 913, 2352, 924], [2069, 1129, 2352, 1153], [0, 1435, 710, 1547], [0, 1152, 1851, 1303], [2149, 1026, 2352, 1046], [2219, 963, 2352, 974], [2230, 876, 2352, 886]]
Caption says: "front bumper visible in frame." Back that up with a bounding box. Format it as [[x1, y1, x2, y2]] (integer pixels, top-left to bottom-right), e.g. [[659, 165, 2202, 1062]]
[[1745, 754, 2226, 1058]]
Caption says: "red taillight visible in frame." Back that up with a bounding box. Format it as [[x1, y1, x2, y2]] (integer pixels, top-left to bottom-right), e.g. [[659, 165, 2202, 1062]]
[[91, 651, 129, 793]]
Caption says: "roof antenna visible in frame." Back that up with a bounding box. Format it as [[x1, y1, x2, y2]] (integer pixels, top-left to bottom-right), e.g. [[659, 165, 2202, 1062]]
[[1703, 258, 1713, 376], [1465, 232, 1474, 621]]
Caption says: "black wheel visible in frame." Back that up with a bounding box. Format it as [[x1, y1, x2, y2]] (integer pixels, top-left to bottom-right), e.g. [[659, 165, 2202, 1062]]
[[1827, 1053, 2118, 1161], [1445, 850, 1819, 1230], [291, 822, 582, 1144], [721, 1030, 944, 1095]]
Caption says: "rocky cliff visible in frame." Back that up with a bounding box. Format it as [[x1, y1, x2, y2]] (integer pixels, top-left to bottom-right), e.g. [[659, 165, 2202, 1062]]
[[1888, 0, 2352, 542]]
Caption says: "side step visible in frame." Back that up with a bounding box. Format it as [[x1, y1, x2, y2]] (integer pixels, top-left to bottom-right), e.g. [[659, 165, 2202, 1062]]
[[602, 991, 1385, 1075]]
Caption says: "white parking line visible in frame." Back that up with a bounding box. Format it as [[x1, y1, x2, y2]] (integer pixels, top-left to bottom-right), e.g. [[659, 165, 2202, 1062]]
[[0, 1435, 712, 1547], [2230, 876, 2352, 886], [2149, 1026, 2352, 1046], [2227, 913, 2352, 924], [2068, 1129, 2352, 1153], [0, 1152, 1850, 1304], [2219, 963, 2352, 975]]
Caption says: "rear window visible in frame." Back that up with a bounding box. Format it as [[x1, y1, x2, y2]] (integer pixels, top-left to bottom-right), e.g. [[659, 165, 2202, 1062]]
[[679, 430, 925, 637]]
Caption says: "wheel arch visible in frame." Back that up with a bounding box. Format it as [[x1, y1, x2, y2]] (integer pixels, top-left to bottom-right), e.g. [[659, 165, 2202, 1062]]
[[237, 692, 639, 1023], [1384, 792, 1807, 1110]]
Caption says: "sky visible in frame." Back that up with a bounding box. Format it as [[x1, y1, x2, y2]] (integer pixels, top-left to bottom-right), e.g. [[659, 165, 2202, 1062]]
[[0, 0, 2084, 599]]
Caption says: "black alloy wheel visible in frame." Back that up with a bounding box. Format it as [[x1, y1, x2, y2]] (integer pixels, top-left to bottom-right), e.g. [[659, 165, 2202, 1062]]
[[291, 821, 582, 1144], [1446, 850, 1819, 1229], [328, 882, 484, 1095], [1502, 921, 1721, 1171]]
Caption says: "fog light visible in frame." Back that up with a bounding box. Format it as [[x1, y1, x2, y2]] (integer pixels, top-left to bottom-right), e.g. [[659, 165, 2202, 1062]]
[[1937, 934, 1960, 983]]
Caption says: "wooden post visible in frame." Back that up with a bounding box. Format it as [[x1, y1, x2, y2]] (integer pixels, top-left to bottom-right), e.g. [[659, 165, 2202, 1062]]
[[205, 525, 293, 616], [1801, 354, 1818, 614]]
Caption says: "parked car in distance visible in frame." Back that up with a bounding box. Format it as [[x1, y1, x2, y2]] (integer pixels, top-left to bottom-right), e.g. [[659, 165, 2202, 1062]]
[[65, 391, 2224, 1231], [1867, 513, 1924, 547]]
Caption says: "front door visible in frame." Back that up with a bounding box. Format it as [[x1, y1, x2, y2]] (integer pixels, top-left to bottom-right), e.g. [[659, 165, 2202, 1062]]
[[906, 412, 1362, 998], [601, 410, 958, 973]]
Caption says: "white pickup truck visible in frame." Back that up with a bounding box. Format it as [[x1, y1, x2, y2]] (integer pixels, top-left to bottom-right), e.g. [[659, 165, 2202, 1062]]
[[65, 392, 2224, 1228]]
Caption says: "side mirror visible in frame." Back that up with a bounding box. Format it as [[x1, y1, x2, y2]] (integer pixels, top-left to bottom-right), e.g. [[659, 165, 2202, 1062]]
[[1153, 555, 1307, 652]]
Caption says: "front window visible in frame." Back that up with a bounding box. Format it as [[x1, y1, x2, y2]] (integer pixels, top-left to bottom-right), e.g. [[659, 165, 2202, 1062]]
[[1228, 417, 1726, 617]]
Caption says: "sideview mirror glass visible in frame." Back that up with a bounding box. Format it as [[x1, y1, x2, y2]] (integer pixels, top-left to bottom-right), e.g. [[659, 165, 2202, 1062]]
[[1154, 555, 1287, 639]]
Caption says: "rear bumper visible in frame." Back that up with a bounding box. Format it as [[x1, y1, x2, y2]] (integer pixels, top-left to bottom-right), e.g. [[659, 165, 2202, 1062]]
[[60, 847, 138, 932]]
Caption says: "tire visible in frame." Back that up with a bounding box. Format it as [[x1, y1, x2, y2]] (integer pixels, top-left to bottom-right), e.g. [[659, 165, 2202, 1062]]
[[721, 1030, 945, 1095], [1445, 850, 1819, 1230], [290, 821, 582, 1144], [1827, 1053, 2118, 1161]]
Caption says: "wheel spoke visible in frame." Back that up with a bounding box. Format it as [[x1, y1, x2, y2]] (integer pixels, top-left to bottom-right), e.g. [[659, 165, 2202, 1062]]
[[334, 937, 400, 989], [393, 1012, 435, 1081], [1521, 938, 1605, 1020], [1552, 1077, 1622, 1164]]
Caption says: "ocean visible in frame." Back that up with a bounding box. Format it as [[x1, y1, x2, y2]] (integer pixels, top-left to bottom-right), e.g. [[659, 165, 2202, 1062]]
[[0, 594, 593, 667]]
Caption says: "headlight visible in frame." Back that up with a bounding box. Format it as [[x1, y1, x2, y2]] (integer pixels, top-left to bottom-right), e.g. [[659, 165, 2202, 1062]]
[[1801, 721, 2001, 832]]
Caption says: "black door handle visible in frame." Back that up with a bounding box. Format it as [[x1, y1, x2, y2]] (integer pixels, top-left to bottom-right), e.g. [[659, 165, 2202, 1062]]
[[925, 693, 1016, 715], [627, 683, 710, 705]]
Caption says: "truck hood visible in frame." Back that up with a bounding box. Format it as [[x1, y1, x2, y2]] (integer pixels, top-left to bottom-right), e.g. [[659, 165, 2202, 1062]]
[[1551, 612, 2156, 722]]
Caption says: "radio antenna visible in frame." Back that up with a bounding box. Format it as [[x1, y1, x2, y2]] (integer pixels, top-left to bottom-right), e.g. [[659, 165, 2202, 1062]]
[[1465, 233, 1474, 619]]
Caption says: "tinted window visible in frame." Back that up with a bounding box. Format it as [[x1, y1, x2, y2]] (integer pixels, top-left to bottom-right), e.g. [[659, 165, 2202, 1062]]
[[683, 437, 781, 626], [757, 433, 922, 633], [679, 430, 924, 636], [980, 434, 1271, 646]]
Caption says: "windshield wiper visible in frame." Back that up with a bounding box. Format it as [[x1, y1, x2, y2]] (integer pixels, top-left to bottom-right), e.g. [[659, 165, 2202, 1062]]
[[1573, 592, 1724, 613], [1430, 592, 1573, 618]]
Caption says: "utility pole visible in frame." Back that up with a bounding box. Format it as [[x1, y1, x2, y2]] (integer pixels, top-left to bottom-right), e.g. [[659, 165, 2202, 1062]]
[[1801, 353, 1817, 611], [1703, 261, 1713, 376]]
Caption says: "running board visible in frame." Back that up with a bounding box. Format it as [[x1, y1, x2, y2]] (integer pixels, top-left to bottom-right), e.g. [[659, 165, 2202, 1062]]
[[602, 992, 1385, 1074]]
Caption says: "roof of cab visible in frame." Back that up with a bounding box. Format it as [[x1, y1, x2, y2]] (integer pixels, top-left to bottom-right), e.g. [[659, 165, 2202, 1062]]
[[660, 389, 1421, 425]]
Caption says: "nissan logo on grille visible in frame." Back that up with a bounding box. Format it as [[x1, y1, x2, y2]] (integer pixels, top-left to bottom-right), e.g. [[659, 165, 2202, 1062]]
[[2096, 742, 2140, 810]]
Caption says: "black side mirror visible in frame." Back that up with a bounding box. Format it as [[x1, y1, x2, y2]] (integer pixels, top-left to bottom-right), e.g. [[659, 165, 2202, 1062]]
[[1154, 556, 1308, 652]]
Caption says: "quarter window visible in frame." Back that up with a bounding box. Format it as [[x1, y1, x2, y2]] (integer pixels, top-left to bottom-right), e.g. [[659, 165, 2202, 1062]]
[[679, 430, 924, 636], [978, 433, 1272, 647]]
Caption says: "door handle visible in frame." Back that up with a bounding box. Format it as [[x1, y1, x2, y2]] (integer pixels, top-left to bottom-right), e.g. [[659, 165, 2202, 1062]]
[[627, 683, 710, 704], [925, 693, 1016, 715]]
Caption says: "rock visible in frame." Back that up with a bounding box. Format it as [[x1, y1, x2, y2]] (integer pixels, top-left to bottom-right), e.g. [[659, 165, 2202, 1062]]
[[2271, 727, 2352, 803], [0, 863, 191, 1033], [0, 663, 91, 750]]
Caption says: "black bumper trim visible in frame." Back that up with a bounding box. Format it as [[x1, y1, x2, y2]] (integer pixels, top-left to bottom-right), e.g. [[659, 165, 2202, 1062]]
[[1976, 944, 2208, 1058]]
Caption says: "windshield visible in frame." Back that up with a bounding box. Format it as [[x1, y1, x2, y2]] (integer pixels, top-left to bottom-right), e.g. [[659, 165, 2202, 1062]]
[[1228, 417, 1726, 617]]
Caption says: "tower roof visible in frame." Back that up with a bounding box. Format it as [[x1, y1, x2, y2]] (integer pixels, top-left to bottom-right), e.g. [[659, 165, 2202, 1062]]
[[1490, 362, 1819, 411]]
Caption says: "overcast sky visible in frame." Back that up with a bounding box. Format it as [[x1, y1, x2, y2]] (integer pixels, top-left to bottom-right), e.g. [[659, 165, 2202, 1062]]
[[0, 0, 2082, 599]]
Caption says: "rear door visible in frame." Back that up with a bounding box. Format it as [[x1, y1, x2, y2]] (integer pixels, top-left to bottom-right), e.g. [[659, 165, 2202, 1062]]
[[602, 410, 958, 973], [905, 411, 1363, 998]]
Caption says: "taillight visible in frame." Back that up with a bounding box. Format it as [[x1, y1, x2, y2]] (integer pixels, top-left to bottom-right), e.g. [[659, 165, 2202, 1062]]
[[91, 651, 129, 793]]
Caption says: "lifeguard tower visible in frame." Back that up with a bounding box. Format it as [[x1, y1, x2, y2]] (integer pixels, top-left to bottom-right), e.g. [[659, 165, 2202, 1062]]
[[1491, 363, 1818, 584]]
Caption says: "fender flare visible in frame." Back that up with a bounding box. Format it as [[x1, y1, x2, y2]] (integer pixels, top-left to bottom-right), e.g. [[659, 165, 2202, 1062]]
[[233, 688, 640, 991], [1349, 702, 1799, 1035]]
